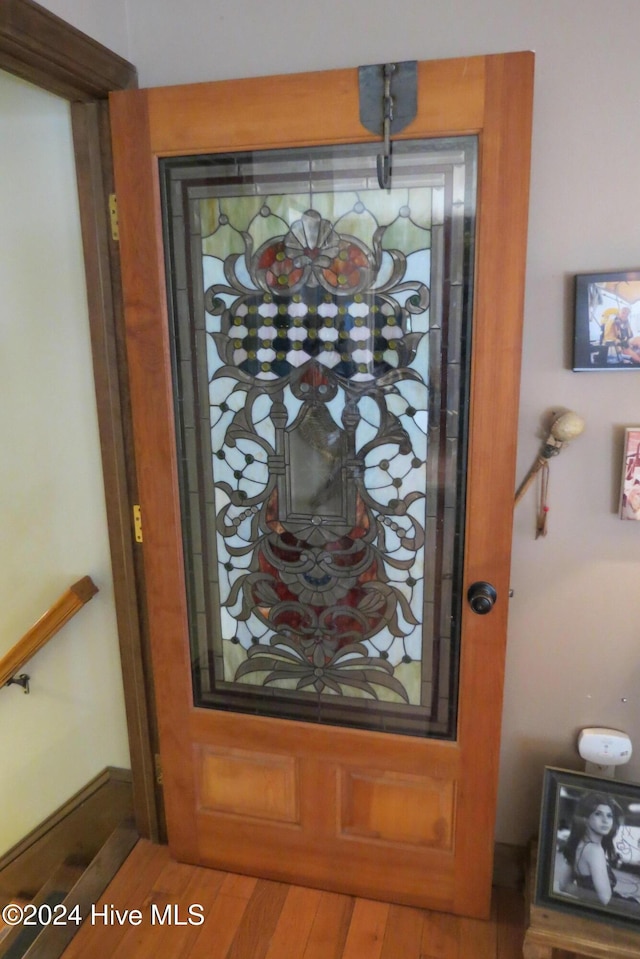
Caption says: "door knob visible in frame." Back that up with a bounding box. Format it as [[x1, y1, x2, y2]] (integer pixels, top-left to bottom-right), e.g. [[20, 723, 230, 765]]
[[467, 582, 497, 615]]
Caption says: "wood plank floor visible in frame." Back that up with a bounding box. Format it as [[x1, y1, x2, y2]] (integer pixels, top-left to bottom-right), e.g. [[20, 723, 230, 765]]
[[55, 840, 577, 959]]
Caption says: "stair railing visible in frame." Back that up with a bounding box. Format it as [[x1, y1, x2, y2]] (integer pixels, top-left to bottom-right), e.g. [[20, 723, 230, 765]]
[[0, 577, 98, 693]]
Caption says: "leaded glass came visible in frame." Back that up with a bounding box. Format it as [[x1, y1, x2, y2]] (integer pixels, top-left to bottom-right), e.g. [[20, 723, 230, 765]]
[[161, 139, 476, 738]]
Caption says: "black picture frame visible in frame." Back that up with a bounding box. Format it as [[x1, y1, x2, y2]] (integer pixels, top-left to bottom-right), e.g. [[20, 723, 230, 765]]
[[535, 767, 640, 930], [573, 270, 640, 370]]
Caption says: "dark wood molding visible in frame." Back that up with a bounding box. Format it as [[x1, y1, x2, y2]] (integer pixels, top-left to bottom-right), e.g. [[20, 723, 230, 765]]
[[70, 99, 161, 841], [0, 0, 136, 101], [0, 3, 161, 841], [0, 768, 134, 905]]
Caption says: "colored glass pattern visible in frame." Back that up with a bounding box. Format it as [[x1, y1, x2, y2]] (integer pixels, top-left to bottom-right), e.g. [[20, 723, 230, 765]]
[[161, 139, 476, 738]]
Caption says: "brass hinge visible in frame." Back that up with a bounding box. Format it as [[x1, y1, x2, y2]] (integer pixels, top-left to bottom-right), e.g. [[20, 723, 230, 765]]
[[109, 193, 119, 242], [133, 504, 143, 543], [154, 753, 163, 786]]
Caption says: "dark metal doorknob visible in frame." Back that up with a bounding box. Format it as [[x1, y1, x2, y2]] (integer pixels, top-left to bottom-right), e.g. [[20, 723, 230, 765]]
[[467, 582, 497, 615]]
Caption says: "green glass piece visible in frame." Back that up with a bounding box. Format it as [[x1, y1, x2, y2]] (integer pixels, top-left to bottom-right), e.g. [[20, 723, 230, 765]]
[[381, 218, 431, 256], [202, 223, 246, 259]]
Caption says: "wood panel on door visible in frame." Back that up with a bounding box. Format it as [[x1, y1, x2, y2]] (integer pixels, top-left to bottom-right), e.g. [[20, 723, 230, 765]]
[[110, 52, 533, 917]]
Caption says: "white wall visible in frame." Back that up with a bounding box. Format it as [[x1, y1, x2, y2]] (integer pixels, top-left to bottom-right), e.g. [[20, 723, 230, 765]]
[[37, 0, 640, 847], [0, 69, 130, 854]]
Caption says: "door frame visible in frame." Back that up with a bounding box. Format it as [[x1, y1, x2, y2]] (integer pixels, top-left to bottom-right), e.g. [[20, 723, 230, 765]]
[[0, 0, 161, 841], [110, 52, 534, 913]]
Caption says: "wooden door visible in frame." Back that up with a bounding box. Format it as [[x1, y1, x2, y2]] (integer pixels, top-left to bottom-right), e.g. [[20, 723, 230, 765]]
[[110, 52, 533, 918]]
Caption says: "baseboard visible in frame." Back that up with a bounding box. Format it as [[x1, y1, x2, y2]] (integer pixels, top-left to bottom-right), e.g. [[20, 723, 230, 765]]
[[493, 841, 527, 889], [0, 767, 133, 905]]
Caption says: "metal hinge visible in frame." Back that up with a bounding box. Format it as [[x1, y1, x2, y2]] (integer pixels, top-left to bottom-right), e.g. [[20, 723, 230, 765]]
[[154, 753, 163, 786], [109, 193, 119, 242], [133, 504, 143, 543]]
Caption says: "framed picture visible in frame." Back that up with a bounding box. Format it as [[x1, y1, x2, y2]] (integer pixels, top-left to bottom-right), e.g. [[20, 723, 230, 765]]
[[620, 428, 640, 521], [573, 270, 640, 370], [535, 767, 640, 929]]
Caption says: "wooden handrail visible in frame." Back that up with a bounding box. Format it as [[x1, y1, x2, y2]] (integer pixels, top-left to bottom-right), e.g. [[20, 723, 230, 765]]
[[0, 577, 99, 689]]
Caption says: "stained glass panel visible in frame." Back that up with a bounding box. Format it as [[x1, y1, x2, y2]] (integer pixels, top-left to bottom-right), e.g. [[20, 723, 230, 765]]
[[161, 139, 476, 738]]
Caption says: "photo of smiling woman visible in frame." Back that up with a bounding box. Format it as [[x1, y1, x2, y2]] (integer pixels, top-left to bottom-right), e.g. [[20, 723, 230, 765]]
[[554, 791, 640, 911]]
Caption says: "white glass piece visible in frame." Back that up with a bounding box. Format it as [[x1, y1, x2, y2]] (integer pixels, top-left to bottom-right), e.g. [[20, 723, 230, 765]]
[[385, 636, 408, 667], [209, 375, 240, 406], [348, 302, 369, 317], [384, 393, 409, 417], [373, 251, 396, 289], [355, 417, 378, 451], [399, 417, 427, 460], [394, 377, 428, 410], [413, 410, 428, 434], [241, 478, 267, 498], [381, 326, 403, 341], [258, 301, 278, 317], [210, 411, 234, 449], [318, 301, 338, 318], [317, 351, 340, 367], [317, 327, 339, 342], [363, 466, 391, 490], [352, 348, 373, 364], [287, 327, 308, 342], [289, 301, 308, 318], [258, 325, 277, 340], [202, 254, 226, 292], [282, 385, 303, 426], [357, 394, 380, 425], [349, 327, 372, 342], [287, 350, 310, 369], [404, 628, 423, 661]]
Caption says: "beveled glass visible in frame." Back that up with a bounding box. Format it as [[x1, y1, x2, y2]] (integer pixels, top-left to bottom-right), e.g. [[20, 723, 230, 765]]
[[161, 138, 476, 738]]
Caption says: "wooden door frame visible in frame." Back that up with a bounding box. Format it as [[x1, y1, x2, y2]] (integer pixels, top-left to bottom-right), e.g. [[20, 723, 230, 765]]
[[0, 0, 161, 841], [111, 53, 533, 912]]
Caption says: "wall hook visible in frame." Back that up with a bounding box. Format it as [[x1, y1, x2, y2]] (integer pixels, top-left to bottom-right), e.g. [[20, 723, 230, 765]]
[[358, 60, 417, 192]]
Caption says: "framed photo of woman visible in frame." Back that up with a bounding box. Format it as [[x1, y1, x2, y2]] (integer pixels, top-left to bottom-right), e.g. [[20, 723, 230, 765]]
[[536, 768, 640, 929], [620, 428, 640, 521]]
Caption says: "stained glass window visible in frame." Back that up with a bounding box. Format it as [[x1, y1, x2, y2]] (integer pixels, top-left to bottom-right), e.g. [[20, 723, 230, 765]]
[[161, 138, 476, 738]]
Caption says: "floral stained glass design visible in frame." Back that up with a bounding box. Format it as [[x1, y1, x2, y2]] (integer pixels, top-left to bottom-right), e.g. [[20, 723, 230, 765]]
[[161, 139, 476, 738]]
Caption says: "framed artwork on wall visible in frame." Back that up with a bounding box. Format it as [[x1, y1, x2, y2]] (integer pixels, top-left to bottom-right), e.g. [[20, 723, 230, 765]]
[[619, 428, 640, 521], [535, 767, 640, 930], [573, 270, 640, 370]]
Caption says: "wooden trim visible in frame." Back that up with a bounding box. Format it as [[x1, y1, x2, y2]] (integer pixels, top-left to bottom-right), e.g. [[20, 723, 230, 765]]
[[70, 99, 161, 842], [0, 578, 98, 689], [0, 767, 131, 880], [0, 2, 160, 842], [0, 0, 136, 101]]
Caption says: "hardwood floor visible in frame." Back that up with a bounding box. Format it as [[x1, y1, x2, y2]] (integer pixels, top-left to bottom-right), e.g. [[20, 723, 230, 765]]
[[55, 839, 575, 958], [0, 839, 601, 958]]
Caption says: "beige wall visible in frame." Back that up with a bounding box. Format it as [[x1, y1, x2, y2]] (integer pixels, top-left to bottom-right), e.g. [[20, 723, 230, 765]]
[[0, 69, 130, 855], [36, 0, 640, 847]]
